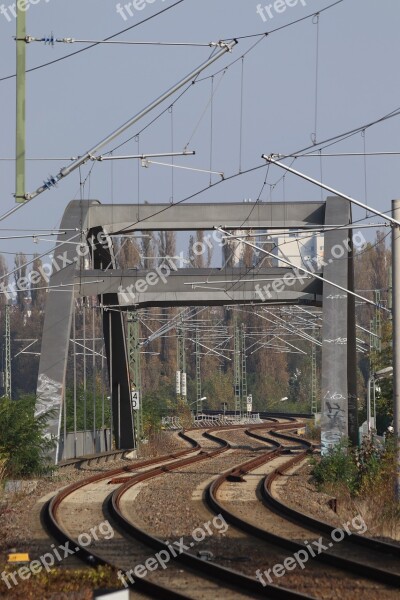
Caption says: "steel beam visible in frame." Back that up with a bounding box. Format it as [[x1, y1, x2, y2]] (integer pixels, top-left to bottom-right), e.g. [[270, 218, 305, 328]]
[[76, 268, 323, 307], [86, 201, 326, 233]]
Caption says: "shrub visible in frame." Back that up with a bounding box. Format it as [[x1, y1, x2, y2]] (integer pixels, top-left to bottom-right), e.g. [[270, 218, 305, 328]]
[[312, 439, 359, 495], [311, 436, 390, 497], [0, 395, 55, 478]]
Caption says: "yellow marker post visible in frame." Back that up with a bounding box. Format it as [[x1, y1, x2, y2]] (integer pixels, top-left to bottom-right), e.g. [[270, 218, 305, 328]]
[[7, 554, 30, 564]]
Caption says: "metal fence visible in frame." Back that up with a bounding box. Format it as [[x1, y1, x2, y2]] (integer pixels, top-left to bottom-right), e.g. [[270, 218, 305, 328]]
[[58, 428, 112, 460]]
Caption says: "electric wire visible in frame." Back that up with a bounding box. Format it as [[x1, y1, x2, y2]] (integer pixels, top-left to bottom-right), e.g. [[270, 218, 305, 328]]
[[225, 0, 344, 41], [0, 0, 186, 82]]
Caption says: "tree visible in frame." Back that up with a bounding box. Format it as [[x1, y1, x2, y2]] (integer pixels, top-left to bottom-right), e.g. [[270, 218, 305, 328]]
[[117, 236, 142, 269], [13, 252, 27, 309], [30, 254, 47, 310]]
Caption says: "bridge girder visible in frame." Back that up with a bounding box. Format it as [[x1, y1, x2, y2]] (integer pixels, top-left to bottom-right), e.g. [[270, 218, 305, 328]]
[[36, 198, 356, 461]]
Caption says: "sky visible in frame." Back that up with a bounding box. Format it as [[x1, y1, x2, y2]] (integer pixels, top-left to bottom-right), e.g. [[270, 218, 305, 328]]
[[1, 0, 400, 263]]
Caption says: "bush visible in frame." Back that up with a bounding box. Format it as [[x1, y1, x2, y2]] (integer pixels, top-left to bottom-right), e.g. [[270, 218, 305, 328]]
[[312, 439, 359, 495], [0, 395, 55, 479], [311, 437, 387, 497]]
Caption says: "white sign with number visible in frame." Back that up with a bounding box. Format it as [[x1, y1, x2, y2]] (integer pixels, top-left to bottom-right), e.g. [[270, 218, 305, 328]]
[[131, 390, 140, 411], [246, 394, 253, 413]]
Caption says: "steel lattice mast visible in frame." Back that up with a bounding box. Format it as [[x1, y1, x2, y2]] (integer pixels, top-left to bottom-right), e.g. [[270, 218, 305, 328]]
[[4, 303, 11, 398]]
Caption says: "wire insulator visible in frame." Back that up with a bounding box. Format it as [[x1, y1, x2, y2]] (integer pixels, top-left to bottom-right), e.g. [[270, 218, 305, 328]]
[[43, 175, 57, 190], [43, 33, 55, 46]]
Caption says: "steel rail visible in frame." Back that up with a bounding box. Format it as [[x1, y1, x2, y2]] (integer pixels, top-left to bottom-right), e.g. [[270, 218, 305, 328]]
[[263, 442, 400, 557], [44, 426, 263, 597], [110, 424, 314, 600], [206, 427, 400, 589]]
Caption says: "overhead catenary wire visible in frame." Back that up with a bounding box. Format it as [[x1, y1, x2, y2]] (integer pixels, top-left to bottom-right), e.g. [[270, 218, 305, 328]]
[[92, 3, 392, 171], [226, 0, 344, 41], [286, 105, 400, 159], [2, 4, 380, 316], [22, 40, 236, 202], [0, 0, 187, 82], [0, 43, 234, 227], [2, 0, 396, 284], [193, 0, 343, 85], [0, 0, 344, 87]]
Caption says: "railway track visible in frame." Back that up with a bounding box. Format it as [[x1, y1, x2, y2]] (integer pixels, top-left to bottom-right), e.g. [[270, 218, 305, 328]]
[[205, 427, 400, 598], [42, 419, 400, 599], [43, 420, 312, 599]]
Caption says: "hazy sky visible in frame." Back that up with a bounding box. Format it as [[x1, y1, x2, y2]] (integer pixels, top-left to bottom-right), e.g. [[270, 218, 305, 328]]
[[1, 0, 400, 261]]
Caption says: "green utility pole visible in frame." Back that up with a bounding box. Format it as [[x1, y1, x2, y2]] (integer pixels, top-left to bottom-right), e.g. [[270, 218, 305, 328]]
[[128, 311, 142, 447], [16, 7, 26, 203], [4, 303, 11, 398]]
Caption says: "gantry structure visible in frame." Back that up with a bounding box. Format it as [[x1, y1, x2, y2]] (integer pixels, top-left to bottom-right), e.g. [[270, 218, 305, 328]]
[[36, 197, 357, 460]]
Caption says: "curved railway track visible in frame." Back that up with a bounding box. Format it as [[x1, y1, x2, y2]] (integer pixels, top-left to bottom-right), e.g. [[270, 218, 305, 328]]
[[205, 427, 400, 597], [42, 419, 400, 599], [44, 420, 311, 599]]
